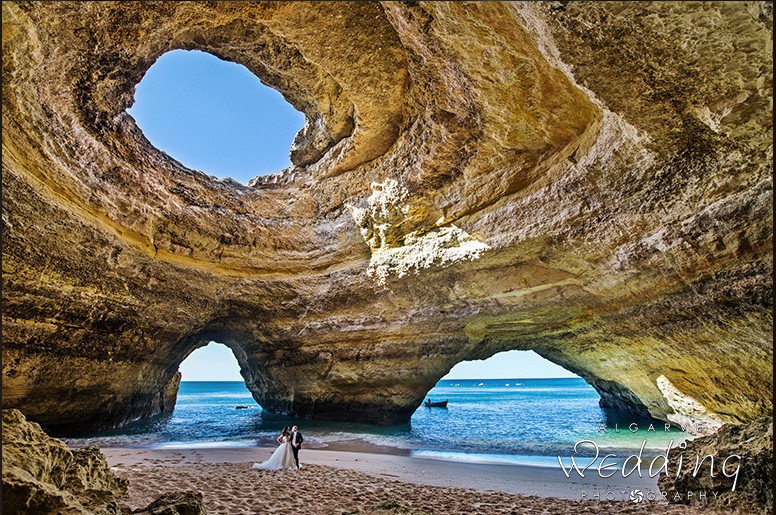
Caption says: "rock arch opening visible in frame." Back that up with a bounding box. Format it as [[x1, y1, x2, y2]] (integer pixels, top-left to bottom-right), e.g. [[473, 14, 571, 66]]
[[411, 350, 691, 462], [127, 49, 305, 184], [430, 347, 675, 428]]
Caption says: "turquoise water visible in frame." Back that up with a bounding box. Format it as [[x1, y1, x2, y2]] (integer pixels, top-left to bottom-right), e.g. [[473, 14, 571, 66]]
[[65, 379, 692, 465]]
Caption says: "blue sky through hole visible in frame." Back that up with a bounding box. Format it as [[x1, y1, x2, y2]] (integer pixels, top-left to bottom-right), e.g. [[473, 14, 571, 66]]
[[132, 50, 580, 383], [127, 49, 305, 184], [179, 344, 578, 382]]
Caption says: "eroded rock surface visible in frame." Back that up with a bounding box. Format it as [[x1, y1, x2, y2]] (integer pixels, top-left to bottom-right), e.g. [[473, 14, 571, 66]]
[[1, 2, 772, 433], [2, 409, 208, 514], [658, 417, 773, 513], [1, 409, 129, 514]]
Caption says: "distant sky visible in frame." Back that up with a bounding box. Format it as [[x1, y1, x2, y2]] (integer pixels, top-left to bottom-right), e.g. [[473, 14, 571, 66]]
[[179, 343, 242, 382], [442, 350, 577, 379], [179, 344, 578, 382], [127, 49, 305, 184], [135, 50, 579, 383]]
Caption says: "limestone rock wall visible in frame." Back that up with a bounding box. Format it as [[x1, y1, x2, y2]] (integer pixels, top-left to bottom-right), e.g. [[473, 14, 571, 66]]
[[2, 409, 129, 514], [658, 417, 773, 513], [1, 409, 207, 514], [1, 2, 772, 434]]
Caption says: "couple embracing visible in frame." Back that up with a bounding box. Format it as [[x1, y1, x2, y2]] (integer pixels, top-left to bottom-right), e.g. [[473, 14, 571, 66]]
[[252, 425, 304, 471]]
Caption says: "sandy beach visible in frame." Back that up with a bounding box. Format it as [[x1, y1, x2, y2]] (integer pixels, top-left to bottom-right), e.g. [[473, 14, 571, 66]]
[[103, 446, 732, 514]]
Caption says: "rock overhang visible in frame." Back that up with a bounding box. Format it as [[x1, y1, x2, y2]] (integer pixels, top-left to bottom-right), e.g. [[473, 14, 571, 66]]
[[1, 1, 772, 436]]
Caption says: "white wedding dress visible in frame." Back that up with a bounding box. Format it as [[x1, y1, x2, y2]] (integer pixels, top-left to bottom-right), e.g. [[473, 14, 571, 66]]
[[252, 435, 297, 470]]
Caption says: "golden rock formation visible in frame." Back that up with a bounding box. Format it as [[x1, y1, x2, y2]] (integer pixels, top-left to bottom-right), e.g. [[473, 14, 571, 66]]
[[1, 2, 772, 435]]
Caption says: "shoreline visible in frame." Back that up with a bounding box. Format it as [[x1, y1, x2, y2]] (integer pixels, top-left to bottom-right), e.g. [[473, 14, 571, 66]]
[[69, 428, 677, 462]]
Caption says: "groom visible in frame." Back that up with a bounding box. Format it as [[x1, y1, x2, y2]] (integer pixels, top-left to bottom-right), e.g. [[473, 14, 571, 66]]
[[291, 425, 303, 468]]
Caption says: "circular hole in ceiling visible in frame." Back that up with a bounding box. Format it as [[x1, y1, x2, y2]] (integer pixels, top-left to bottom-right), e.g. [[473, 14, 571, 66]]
[[128, 49, 305, 185]]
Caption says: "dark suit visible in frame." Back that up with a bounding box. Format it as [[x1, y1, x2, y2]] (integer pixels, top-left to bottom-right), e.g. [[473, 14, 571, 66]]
[[291, 431, 303, 468]]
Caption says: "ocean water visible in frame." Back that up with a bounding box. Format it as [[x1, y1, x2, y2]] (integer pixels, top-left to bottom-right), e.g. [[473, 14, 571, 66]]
[[65, 379, 693, 466]]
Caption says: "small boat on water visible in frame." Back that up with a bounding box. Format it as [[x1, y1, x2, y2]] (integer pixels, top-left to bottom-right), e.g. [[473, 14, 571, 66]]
[[235, 405, 249, 409], [424, 399, 448, 408]]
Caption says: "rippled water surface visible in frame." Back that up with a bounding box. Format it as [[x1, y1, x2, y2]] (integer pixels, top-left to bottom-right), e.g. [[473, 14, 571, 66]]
[[66, 379, 692, 464]]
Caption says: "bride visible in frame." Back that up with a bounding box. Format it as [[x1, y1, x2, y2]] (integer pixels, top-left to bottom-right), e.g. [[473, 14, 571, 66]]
[[252, 426, 297, 470]]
